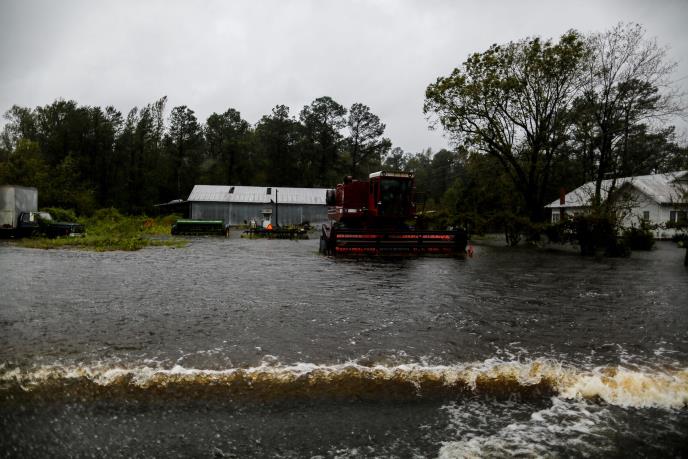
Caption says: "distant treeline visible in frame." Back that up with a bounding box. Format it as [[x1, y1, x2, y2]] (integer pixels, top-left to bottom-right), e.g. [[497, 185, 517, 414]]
[[0, 93, 685, 224], [0, 95, 543, 219], [0, 96, 405, 214], [1, 25, 687, 227]]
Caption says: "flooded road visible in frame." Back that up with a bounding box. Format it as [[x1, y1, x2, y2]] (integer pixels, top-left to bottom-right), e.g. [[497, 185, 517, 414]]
[[1, 238, 687, 457]]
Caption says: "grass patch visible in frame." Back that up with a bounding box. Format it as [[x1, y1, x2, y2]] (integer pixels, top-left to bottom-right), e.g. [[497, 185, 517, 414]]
[[18, 208, 187, 252]]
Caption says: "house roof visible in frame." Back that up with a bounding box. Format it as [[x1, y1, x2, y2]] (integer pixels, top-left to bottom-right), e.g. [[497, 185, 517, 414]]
[[546, 171, 688, 209], [187, 185, 327, 205]]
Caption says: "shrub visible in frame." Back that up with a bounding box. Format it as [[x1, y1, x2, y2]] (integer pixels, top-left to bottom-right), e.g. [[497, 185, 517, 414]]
[[450, 212, 490, 236], [486, 212, 543, 246], [40, 207, 80, 223], [90, 207, 124, 223], [544, 221, 568, 244], [569, 213, 629, 257], [671, 233, 688, 246], [19, 209, 185, 251], [623, 224, 655, 251], [604, 237, 631, 257]]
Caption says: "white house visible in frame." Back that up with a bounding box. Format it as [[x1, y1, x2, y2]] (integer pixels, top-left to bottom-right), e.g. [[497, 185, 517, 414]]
[[545, 171, 688, 239]]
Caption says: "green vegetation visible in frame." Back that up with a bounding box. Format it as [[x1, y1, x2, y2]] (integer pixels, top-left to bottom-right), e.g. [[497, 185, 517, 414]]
[[0, 97, 392, 215], [18, 209, 186, 252], [623, 222, 656, 251], [425, 30, 588, 223], [423, 23, 686, 253], [542, 215, 658, 256], [540, 214, 628, 257], [1, 23, 686, 257]]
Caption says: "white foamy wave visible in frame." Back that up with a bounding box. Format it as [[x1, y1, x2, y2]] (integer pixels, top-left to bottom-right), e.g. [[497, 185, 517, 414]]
[[439, 398, 618, 459], [1, 359, 686, 409], [559, 366, 688, 409], [0, 358, 562, 392], [438, 365, 688, 458]]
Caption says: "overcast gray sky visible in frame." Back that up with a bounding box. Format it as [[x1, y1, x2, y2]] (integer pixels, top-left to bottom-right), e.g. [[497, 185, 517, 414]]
[[1, 0, 687, 153]]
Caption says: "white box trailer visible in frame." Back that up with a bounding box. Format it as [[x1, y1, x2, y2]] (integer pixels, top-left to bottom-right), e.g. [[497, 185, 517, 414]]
[[0, 185, 38, 236]]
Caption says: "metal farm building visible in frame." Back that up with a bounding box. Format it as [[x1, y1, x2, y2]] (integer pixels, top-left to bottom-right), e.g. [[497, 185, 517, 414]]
[[187, 185, 328, 226]]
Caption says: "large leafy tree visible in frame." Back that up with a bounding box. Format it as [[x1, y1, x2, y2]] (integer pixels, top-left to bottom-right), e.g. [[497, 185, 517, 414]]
[[444, 150, 521, 235], [1, 100, 116, 213], [254, 105, 303, 186], [166, 105, 204, 199], [113, 97, 167, 212], [344, 103, 390, 177], [382, 146, 408, 171], [426, 148, 458, 204], [32, 100, 95, 169], [1, 105, 37, 156], [424, 31, 587, 222], [576, 23, 684, 206], [0, 139, 50, 190], [405, 149, 433, 206], [299, 96, 347, 186], [205, 108, 250, 184], [81, 106, 122, 207]]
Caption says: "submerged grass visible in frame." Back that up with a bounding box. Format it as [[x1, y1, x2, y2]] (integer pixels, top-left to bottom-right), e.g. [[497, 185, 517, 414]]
[[18, 208, 187, 252]]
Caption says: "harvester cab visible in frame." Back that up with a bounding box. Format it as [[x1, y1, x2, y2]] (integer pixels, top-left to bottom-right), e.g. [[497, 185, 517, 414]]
[[327, 171, 415, 226], [320, 171, 467, 256]]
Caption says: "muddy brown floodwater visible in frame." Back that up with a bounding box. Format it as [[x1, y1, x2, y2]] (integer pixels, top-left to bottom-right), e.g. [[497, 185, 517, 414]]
[[1, 238, 687, 457]]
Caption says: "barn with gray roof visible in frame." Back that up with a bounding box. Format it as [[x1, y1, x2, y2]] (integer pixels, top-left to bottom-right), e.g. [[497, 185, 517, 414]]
[[187, 185, 328, 226]]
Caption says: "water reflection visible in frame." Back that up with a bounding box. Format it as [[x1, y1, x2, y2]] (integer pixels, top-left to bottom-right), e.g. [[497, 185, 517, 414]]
[[0, 239, 686, 369], [1, 238, 687, 457]]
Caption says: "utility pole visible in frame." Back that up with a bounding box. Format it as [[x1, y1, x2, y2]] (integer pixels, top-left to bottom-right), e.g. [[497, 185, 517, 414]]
[[275, 189, 279, 228]]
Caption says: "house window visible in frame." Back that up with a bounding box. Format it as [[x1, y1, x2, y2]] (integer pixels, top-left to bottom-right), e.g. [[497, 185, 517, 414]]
[[642, 211, 650, 221], [670, 210, 687, 224], [552, 213, 560, 223], [266, 187, 272, 195]]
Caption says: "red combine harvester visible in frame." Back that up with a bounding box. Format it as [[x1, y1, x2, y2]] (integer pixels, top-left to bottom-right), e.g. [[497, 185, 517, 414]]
[[319, 171, 467, 256]]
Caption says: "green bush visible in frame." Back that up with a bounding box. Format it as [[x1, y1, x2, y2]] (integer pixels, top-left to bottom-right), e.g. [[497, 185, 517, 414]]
[[90, 207, 124, 223], [484, 212, 541, 246], [671, 233, 688, 246], [623, 224, 655, 251], [416, 209, 454, 230], [447, 211, 490, 236], [19, 209, 186, 251], [604, 237, 631, 257], [544, 221, 568, 244], [40, 207, 80, 223], [568, 213, 629, 257]]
